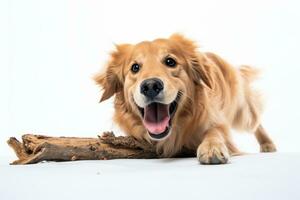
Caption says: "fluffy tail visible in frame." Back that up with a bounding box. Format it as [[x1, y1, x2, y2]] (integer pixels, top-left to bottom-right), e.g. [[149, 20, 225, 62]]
[[239, 65, 260, 82]]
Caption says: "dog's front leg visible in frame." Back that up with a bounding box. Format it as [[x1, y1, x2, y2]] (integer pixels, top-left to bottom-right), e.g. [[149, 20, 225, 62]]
[[197, 125, 230, 164]]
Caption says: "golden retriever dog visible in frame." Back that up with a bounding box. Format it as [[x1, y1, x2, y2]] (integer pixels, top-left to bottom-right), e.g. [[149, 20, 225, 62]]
[[94, 34, 276, 164]]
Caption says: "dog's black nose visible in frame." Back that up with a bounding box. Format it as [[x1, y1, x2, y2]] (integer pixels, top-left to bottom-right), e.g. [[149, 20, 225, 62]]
[[140, 78, 164, 99]]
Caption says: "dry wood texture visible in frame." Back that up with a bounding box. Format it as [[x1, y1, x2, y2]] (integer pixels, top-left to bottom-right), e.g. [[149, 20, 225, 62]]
[[7, 132, 195, 165]]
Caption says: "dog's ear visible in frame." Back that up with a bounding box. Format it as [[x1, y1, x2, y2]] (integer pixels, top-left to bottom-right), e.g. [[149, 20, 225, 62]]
[[94, 44, 132, 102], [188, 55, 212, 89], [169, 34, 212, 89]]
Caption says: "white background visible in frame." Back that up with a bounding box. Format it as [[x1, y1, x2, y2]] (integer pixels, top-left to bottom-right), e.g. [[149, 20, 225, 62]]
[[1, 0, 300, 158]]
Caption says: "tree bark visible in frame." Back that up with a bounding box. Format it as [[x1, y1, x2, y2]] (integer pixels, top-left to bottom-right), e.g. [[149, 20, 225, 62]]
[[7, 132, 195, 165]]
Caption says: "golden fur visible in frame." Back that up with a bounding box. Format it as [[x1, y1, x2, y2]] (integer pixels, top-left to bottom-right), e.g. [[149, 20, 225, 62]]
[[94, 34, 276, 164]]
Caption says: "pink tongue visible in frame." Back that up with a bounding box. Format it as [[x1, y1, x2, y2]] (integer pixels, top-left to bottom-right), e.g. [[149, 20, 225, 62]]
[[143, 103, 170, 134]]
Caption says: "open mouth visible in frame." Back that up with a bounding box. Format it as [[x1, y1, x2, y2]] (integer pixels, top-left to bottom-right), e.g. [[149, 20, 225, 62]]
[[137, 93, 180, 140]]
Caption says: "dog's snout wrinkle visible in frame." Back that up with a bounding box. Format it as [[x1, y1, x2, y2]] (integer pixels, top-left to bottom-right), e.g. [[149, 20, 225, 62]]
[[140, 78, 164, 99]]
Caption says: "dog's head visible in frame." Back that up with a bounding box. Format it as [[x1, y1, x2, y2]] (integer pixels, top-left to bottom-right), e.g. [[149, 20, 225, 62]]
[[95, 34, 211, 141]]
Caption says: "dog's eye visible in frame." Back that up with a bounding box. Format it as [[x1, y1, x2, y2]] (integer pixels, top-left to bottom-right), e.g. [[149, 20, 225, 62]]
[[131, 63, 140, 73], [164, 57, 177, 67]]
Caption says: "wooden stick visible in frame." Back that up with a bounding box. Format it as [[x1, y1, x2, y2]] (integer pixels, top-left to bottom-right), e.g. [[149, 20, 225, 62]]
[[7, 132, 161, 165], [7, 132, 195, 165]]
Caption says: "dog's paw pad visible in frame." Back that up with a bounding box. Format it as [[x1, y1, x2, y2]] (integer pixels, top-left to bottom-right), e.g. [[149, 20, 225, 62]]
[[260, 143, 277, 153], [197, 141, 229, 165]]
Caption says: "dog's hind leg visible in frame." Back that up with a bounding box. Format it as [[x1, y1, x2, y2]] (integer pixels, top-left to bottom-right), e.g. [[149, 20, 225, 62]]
[[254, 124, 277, 152]]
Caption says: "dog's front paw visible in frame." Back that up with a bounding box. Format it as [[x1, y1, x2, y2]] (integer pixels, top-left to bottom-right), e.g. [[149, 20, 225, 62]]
[[260, 143, 277, 153], [197, 141, 230, 165]]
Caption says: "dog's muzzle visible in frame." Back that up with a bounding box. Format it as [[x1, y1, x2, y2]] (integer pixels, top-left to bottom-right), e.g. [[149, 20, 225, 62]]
[[136, 79, 180, 140]]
